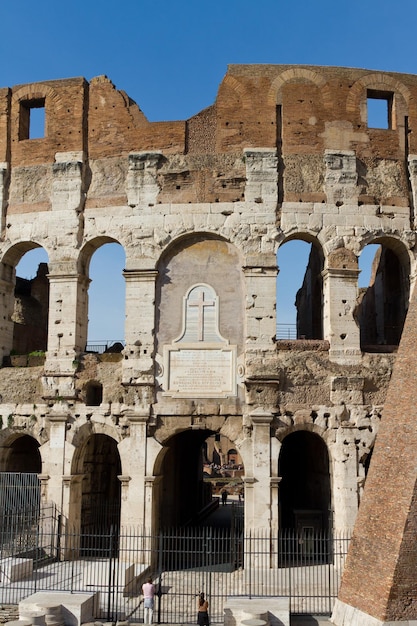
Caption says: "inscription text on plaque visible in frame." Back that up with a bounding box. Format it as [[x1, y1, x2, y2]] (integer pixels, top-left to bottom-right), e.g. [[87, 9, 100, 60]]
[[162, 284, 237, 398]]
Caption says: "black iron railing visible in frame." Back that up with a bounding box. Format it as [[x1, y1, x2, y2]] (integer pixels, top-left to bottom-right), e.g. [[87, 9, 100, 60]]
[[0, 508, 351, 622], [276, 324, 297, 339], [84, 340, 125, 354]]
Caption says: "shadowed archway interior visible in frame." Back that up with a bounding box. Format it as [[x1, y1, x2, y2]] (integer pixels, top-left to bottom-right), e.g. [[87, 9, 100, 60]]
[[80, 433, 122, 533], [156, 429, 216, 530], [278, 431, 331, 532]]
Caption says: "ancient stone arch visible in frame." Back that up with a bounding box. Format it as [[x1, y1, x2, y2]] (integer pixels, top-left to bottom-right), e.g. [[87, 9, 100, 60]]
[[277, 235, 325, 340], [0, 64, 416, 556], [268, 67, 330, 107], [219, 74, 253, 109], [0, 432, 41, 473], [346, 72, 410, 122]]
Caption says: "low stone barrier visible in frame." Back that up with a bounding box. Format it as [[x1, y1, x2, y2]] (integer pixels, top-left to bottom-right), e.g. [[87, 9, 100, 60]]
[[17, 593, 97, 626], [224, 597, 290, 626], [0, 558, 33, 582]]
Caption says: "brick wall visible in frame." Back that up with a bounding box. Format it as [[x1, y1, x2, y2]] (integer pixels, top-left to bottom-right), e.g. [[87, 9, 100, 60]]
[[338, 279, 417, 621], [1, 65, 417, 207]]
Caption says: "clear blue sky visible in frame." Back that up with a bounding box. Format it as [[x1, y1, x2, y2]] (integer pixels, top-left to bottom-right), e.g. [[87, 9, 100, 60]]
[[2, 0, 414, 340]]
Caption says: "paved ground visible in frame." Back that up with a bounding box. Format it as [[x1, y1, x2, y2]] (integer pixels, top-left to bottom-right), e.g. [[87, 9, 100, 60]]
[[0, 607, 332, 625]]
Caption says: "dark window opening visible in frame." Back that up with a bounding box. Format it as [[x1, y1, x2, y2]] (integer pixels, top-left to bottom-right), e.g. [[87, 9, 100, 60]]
[[19, 99, 46, 140], [85, 382, 103, 406], [367, 90, 393, 129]]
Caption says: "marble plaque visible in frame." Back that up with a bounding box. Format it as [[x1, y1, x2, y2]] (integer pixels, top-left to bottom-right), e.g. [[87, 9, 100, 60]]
[[162, 283, 237, 397], [164, 346, 236, 397]]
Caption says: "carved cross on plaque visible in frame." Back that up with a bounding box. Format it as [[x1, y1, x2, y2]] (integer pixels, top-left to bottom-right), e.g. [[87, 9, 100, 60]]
[[163, 283, 236, 397], [189, 290, 215, 341]]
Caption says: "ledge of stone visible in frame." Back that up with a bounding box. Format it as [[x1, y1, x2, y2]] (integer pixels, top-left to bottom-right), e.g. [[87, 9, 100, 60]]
[[275, 339, 330, 352]]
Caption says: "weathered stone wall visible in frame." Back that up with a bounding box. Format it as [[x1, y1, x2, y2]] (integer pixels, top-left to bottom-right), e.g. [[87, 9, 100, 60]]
[[0, 64, 416, 541]]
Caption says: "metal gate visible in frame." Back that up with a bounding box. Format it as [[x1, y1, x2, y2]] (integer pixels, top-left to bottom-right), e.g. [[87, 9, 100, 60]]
[[153, 527, 243, 624], [0, 473, 40, 513], [149, 528, 348, 623], [0, 515, 350, 622]]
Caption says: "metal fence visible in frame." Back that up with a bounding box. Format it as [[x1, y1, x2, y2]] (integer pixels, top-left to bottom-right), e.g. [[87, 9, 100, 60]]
[[0, 473, 40, 513], [84, 340, 125, 354], [0, 507, 351, 622], [276, 324, 297, 339]]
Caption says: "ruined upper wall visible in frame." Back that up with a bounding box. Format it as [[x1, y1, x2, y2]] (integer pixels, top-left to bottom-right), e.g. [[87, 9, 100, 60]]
[[2, 64, 417, 206], [2, 65, 417, 159]]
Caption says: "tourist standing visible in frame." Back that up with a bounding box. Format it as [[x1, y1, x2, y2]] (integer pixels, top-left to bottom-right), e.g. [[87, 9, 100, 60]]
[[197, 592, 209, 626], [142, 577, 155, 624]]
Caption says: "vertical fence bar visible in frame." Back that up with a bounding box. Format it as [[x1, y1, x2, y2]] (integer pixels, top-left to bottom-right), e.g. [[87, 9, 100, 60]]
[[248, 530, 252, 599], [106, 526, 113, 621], [157, 531, 163, 624]]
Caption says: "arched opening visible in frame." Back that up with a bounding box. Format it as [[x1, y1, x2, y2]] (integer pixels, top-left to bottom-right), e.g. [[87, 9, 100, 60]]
[[277, 239, 324, 340], [0, 435, 41, 514], [278, 431, 331, 532], [2, 434, 41, 473], [79, 434, 121, 534], [153, 429, 245, 575], [155, 429, 214, 530], [154, 430, 244, 531], [13, 247, 49, 356], [156, 235, 244, 364], [85, 241, 125, 352], [357, 241, 409, 350]]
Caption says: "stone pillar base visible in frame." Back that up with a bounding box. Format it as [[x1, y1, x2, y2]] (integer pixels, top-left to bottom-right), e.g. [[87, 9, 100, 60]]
[[331, 599, 417, 626]]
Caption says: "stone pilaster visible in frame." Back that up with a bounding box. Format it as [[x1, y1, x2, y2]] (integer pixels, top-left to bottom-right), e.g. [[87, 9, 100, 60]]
[[62, 474, 84, 534], [38, 474, 50, 504], [243, 476, 255, 532], [122, 269, 157, 386], [244, 148, 278, 205], [118, 475, 131, 501], [51, 153, 85, 254], [126, 152, 163, 207], [118, 412, 149, 527], [43, 410, 69, 518], [247, 409, 273, 530], [331, 429, 361, 532], [270, 476, 281, 536], [43, 269, 89, 395], [324, 150, 358, 205], [243, 259, 277, 350], [322, 267, 361, 364], [52, 152, 85, 213]]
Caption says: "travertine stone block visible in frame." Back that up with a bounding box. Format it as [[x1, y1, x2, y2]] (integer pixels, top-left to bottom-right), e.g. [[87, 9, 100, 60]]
[[126, 152, 163, 207]]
